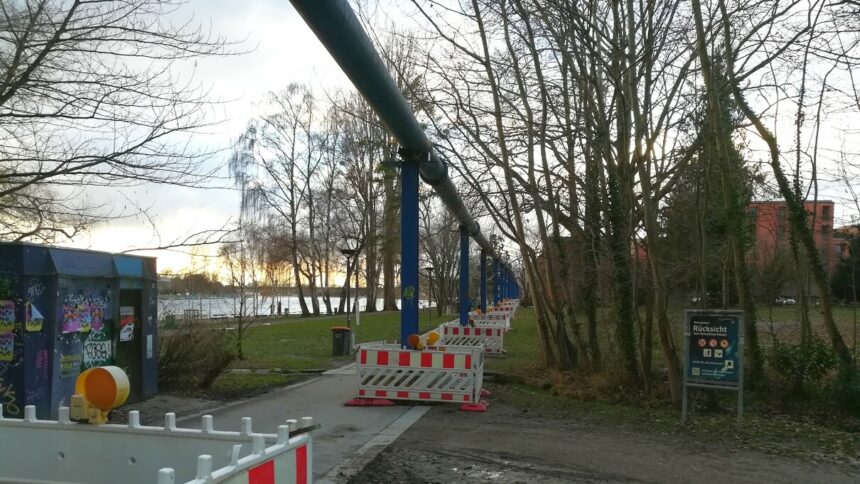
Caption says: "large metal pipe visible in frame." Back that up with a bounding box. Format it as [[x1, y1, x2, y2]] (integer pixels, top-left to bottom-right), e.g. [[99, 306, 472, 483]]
[[289, 0, 498, 258]]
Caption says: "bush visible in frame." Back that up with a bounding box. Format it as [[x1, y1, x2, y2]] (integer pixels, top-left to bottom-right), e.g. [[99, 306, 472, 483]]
[[159, 322, 235, 391], [828, 368, 860, 417], [770, 338, 839, 394]]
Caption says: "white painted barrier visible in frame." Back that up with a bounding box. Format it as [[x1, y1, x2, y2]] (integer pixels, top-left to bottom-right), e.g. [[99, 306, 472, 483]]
[[353, 343, 486, 411], [469, 311, 511, 331], [0, 405, 312, 484], [439, 319, 506, 355]]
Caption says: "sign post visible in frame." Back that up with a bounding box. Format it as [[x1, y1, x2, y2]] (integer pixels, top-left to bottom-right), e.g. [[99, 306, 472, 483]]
[[681, 309, 744, 425]]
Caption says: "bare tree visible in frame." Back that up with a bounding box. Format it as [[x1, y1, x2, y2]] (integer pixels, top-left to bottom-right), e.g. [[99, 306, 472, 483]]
[[0, 0, 234, 241], [218, 226, 265, 360]]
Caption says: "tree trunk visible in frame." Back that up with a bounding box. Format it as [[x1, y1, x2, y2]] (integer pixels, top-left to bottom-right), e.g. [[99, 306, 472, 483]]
[[382, 170, 399, 311], [691, 0, 764, 382]]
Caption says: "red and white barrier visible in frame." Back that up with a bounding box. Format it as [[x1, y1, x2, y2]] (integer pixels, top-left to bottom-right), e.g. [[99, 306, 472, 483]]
[[183, 430, 310, 484], [439, 319, 506, 355], [488, 299, 519, 319], [469, 311, 511, 331], [351, 343, 487, 411]]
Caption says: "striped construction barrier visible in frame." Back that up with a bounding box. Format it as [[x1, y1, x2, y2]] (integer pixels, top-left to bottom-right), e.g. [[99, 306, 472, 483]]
[[469, 311, 511, 331], [0, 405, 313, 484], [349, 343, 488, 412], [439, 319, 506, 355]]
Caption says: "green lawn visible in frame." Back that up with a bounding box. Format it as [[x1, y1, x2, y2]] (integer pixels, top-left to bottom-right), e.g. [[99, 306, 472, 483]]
[[212, 303, 857, 398], [231, 310, 458, 371]]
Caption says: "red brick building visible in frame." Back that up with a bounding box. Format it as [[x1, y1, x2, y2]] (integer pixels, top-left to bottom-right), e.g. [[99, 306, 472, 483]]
[[748, 200, 841, 279]]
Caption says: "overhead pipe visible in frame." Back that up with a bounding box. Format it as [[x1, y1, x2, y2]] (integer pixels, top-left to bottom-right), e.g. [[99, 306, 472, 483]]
[[289, 0, 499, 259]]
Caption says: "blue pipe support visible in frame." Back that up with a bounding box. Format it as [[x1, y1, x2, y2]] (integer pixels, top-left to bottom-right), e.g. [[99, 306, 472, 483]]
[[400, 161, 420, 347], [479, 250, 487, 312], [289, 0, 511, 345], [459, 226, 470, 326], [492, 258, 500, 304]]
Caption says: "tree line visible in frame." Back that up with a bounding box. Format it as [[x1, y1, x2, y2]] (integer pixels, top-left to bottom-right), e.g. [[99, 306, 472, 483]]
[[404, 0, 860, 404]]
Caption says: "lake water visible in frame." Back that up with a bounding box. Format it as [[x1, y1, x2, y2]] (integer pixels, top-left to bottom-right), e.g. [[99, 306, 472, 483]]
[[158, 295, 432, 321]]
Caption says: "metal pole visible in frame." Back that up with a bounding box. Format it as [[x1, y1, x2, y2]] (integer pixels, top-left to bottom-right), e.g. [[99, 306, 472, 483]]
[[355, 252, 360, 315], [480, 250, 487, 312], [424, 267, 434, 331], [401, 159, 420, 346], [429, 271, 434, 321], [459, 226, 470, 326], [345, 254, 351, 328]]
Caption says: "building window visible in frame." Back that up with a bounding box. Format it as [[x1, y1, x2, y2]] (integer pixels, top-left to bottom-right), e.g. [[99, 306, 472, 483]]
[[821, 205, 831, 220]]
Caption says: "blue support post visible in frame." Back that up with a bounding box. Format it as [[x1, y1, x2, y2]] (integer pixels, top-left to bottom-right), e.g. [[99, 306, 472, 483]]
[[500, 264, 506, 300], [459, 226, 470, 326], [492, 258, 500, 304], [479, 249, 487, 312], [502, 266, 508, 299], [400, 160, 420, 347]]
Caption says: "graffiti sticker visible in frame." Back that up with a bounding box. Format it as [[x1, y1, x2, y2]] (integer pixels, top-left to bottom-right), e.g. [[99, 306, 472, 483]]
[[0, 301, 14, 334], [63, 295, 108, 334], [0, 333, 13, 362], [25, 303, 44, 332], [120, 306, 135, 342]]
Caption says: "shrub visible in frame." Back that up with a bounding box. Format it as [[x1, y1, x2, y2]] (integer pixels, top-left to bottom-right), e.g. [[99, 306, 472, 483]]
[[828, 368, 860, 417], [769, 338, 839, 394], [159, 322, 235, 391]]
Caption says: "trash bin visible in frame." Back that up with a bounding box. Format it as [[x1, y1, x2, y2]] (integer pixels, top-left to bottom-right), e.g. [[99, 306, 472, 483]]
[[330, 326, 352, 356]]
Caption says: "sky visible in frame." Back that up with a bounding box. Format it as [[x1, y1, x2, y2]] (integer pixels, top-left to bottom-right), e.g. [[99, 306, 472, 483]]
[[66, 0, 352, 274], [58, 0, 860, 277]]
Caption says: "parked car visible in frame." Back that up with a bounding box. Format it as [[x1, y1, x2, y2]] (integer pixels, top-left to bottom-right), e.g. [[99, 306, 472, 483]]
[[774, 296, 796, 306]]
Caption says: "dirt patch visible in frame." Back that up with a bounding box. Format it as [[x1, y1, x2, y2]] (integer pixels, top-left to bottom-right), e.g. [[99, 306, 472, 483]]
[[350, 384, 859, 484], [109, 394, 224, 425]]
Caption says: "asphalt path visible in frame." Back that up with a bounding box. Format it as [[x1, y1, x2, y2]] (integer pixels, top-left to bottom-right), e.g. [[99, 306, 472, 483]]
[[177, 363, 426, 482]]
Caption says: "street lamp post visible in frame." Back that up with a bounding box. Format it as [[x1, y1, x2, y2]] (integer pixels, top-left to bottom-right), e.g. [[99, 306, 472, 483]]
[[424, 266, 434, 331], [340, 246, 357, 328], [354, 252, 361, 316]]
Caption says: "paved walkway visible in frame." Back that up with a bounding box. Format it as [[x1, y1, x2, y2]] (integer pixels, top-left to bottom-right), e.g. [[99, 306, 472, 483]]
[[177, 363, 427, 482]]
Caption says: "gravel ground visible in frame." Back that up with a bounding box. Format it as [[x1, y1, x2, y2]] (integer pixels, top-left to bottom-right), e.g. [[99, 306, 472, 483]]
[[350, 387, 859, 484], [109, 393, 224, 425]]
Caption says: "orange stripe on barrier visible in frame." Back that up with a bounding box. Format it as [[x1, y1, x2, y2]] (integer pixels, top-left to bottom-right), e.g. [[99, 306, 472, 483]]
[[248, 459, 274, 484], [377, 351, 389, 365], [419, 392, 430, 399], [360, 350, 367, 364], [399, 351, 410, 366], [421, 352, 432, 367], [375, 390, 387, 397], [465, 355, 472, 368], [397, 391, 409, 398], [441, 393, 453, 401], [443, 354, 454, 369]]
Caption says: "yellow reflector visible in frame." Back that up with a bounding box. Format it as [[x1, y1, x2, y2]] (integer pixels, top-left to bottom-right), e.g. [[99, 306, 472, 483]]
[[427, 331, 440, 345], [75, 366, 130, 411]]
